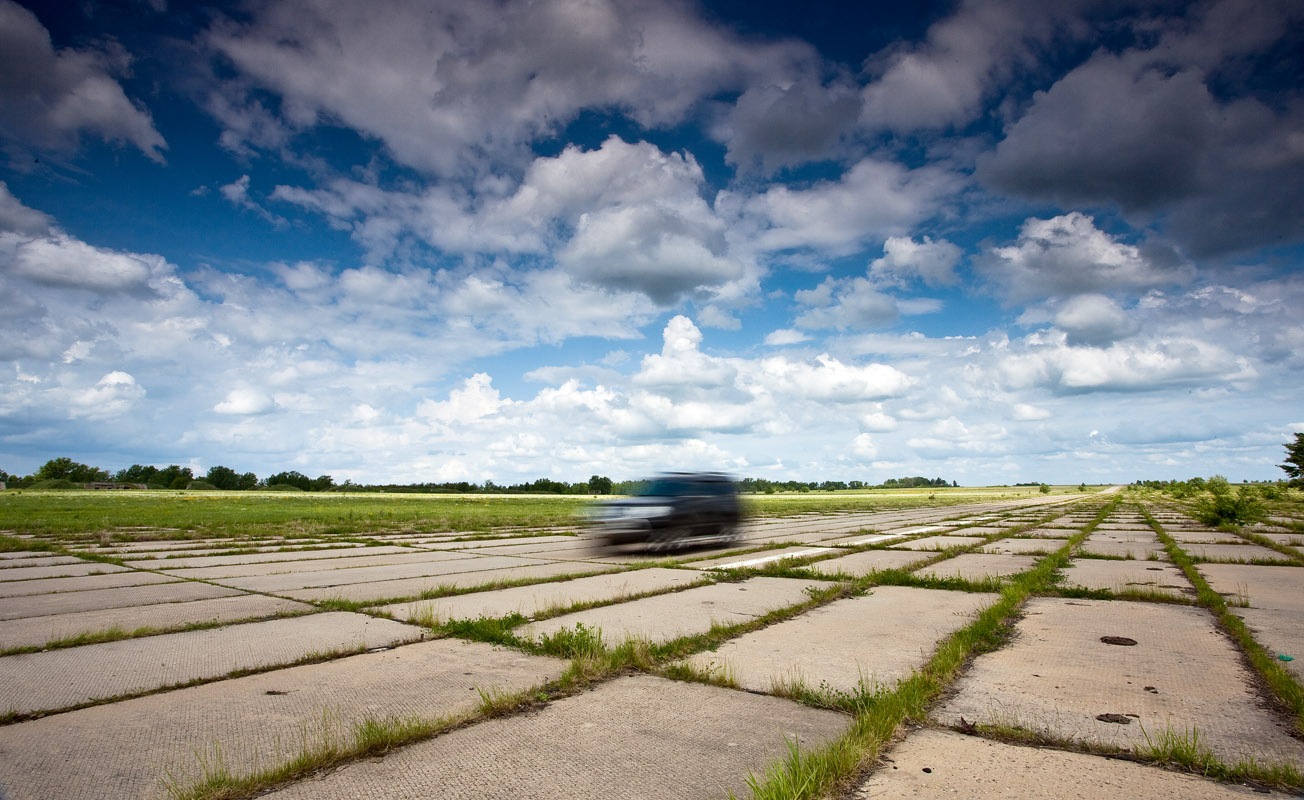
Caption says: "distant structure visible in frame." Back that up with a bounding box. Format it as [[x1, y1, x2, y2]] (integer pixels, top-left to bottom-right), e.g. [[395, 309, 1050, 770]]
[[86, 483, 148, 490]]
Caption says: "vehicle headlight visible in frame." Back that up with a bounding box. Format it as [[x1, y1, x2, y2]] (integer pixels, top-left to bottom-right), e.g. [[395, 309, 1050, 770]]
[[636, 505, 673, 518]]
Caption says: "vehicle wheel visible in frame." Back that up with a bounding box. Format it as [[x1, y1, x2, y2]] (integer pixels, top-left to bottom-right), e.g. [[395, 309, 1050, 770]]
[[647, 529, 680, 554]]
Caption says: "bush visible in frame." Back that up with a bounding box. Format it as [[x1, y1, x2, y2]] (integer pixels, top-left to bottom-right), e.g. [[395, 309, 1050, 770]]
[[27, 479, 81, 490], [187, 481, 218, 491], [1192, 477, 1265, 528], [264, 483, 305, 492]]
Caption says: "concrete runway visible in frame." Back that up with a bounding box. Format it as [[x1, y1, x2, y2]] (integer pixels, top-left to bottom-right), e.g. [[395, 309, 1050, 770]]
[[1, 490, 1301, 799]]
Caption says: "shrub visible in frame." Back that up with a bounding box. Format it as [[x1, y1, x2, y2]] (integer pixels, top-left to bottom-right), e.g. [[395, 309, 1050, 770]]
[[1193, 478, 1265, 528], [28, 479, 81, 490]]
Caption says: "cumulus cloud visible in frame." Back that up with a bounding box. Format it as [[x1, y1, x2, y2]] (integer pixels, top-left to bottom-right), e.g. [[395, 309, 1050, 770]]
[[978, 1, 1304, 255], [67, 371, 146, 420], [1, 231, 164, 294], [721, 78, 861, 173], [981, 213, 1193, 303], [274, 137, 750, 306], [795, 276, 899, 331], [1052, 294, 1138, 346], [859, 0, 1085, 133], [204, 0, 817, 175], [738, 157, 960, 254], [0, 182, 52, 235], [0, 0, 165, 164], [998, 329, 1256, 394], [214, 388, 275, 416], [868, 236, 962, 288]]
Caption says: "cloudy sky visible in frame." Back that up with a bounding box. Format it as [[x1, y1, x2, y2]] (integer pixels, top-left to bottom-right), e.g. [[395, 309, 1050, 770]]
[[1, 0, 1301, 486]]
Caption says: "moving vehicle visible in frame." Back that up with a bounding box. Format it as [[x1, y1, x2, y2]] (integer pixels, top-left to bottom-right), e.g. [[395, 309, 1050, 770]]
[[587, 472, 742, 551]]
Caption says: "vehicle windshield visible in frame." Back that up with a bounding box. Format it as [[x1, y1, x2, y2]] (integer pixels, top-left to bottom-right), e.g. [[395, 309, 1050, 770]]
[[637, 479, 700, 497]]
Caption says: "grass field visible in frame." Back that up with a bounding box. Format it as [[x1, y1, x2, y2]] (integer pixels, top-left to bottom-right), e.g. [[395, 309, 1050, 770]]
[[0, 484, 1103, 544]]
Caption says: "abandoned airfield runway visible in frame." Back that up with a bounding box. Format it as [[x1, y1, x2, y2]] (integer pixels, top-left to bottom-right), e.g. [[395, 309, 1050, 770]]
[[1, 491, 1302, 799]]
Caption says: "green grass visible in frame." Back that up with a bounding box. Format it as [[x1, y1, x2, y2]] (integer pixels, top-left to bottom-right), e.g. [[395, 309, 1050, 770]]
[[0, 490, 590, 541], [0, 485, 1079, 544]]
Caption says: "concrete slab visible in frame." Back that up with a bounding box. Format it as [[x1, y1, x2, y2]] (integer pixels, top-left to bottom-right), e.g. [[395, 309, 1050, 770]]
[[156, 549, 483, 580], [932, 598, 1304, 765], [889, 535, 986, 551], [0, 639, 566, 800], [1234, 607, 1304, 682], [0, 612, 425, 716], [0, 594, 313, 650], [519, 576, 824, 646], [1077, 541, 1167, 559], [210, 554, 551, 593], [980, 537, 1067, 555], [0, 561, 131, 581], [0, 553, 77, 563], [854, 728, 1266, 799], [282, 560, 617, 603], [805, 549, 929, 577], [1060, 559, 1192, 597], [916, 553, 1038, 582], [684, 546, 844, 570], [376, 568, 708, 623], [1168, 530, 1248, 544], [678, 586, 997, 695], [1198, 563, 1304, 612], [1181, 543, 1294, 563], [0, 571, 179, 598], [0, 580, 243, 621], [424, 536, 586, 556], [0, 554, 92, 566], [1255, 532, 1304, 548], [124, 545, 416, 569], [260, 674, 850, 800]]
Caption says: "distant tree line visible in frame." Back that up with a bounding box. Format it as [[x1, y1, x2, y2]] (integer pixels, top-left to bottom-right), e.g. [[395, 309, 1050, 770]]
[[0, 458, 962, 495]]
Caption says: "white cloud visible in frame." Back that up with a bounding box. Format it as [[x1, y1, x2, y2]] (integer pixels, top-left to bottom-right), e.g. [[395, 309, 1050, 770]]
[[740, 157, 959, 254], [764, 329, 810, 346], [1052, 294, 1138, 346], [0, 182, 52, 235], [1012, 403, 1050, 421], [998, 329, 1256, 394], [976, 2, 1304, 256], [0, 0, 165, 164], [204, 0, 816, 176], [869, 236, 962, 288], [3, 231, 161, 293], [859, 0, 1081, 133], [721, 78, 861, 173], [67, 371, 145, 420], [214, 388, 275, 416], [982, 213, 1193, 303], [795, 276, 898, 331], [274, 137, 751, 306]]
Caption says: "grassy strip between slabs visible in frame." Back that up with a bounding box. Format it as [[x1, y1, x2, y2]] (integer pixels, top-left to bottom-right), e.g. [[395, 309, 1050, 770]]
[[1142, 506, 1304, 739], [731, 499, 1112, 800]]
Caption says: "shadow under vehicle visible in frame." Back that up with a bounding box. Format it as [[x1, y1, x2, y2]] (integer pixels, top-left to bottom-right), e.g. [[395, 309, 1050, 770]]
[[587, 473, 743, 552]]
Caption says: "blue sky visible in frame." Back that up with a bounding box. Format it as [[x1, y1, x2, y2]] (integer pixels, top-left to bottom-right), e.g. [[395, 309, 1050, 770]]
[[1, 0, 1302, 485]]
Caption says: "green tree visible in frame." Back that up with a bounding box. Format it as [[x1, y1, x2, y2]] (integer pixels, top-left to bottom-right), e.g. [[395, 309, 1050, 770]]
[[115, 464, 159, 484], [266, 470, 312, 490], [309, 474, 335, 492], [587, 475, 613, 494], [36, 457, 109, 483], [1280, 432, 1304, 485], [154, 465, 194, 489], [205, 465, 242, 490]]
